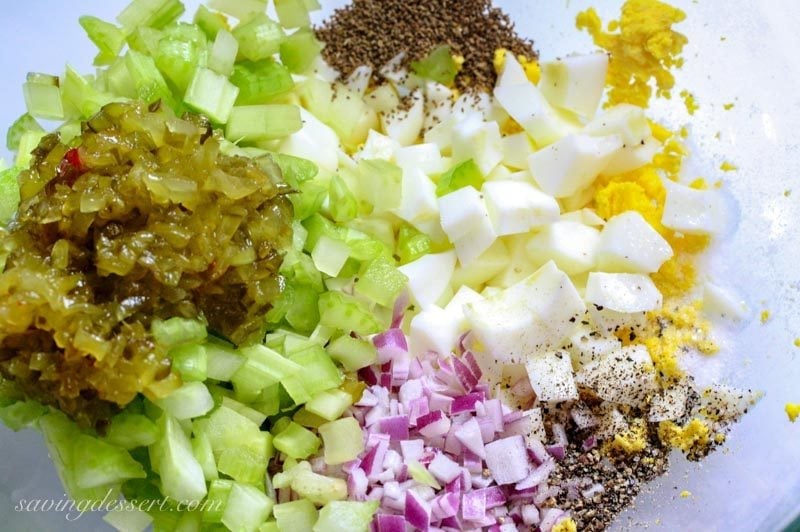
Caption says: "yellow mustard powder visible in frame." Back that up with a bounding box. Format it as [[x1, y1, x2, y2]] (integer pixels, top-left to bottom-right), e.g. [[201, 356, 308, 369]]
[[576, 0, 688, 107], [552, 517, 578, 532], [786, 403, 800, 422]]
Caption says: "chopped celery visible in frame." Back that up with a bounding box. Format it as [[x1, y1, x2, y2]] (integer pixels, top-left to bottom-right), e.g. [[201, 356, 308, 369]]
[[355, 256, 408, 307], [282, 333, 318, 355], [125, 50, 176, 107], [184, 67, 240, 123], [230, 59, 294, 105], [411, 44, 462, 86], [302, 213, 339, 252], [233, 14, 285, 62], [408, 459, 441, 489], [126, 26, 163, 56], [221, 396, 267, 426], [204, 405, 266, 454], [346, 217, 396, 251], [279, 28, 322, 73], [318, 292, 384, 336], [58, 121, 82, 144], [79, 15, 126, 65], [0, 167, 21, 226], [313, 501, 379, 532], [192, 431, 219, 481], [357, 159, 402, 213], [275, 462, 346, 505], [287, 344, 343, 392], [0, 400, 47, 431], [15, 130, 46, 168], [117, 0, 185, 31], [216, 434, 271, 483], [173, 511, 203, 532], [436, 158, 484, 196], [204, 337, 245, 381], [329, 175, 358, 223], [208, 29, 238, 76], [271, 416, 293, 436], [284, 283, 321, 333], [303, 0, 322, 10], [170, 343, 207, 382], [6, 113, 43, 151], [226, 104, 301, 142], [23, 74, 64, 120], [311, 234, 351, 277], [103, 506, 154, 532], [305, 389, 353, 421], [105, 412, 159, 449], [250, 384, 281, 417], [273, 499, 318, 531], [209, 0, 267, 22], [280, 249, 324, 291], [309, 324, 335, 346], [318, 417, 364, 465], [342, 229, 392, 262], [221, 482, 275, 532], [231, 344, 302, 400], [203, 479, 234, 523], [397, 223, 432, 264], [151, 317, 207, 348], [154, 381, 214, 420], [194, 5, 228, 40], [275, 0, 311, 28], [326, 335, 377, 371], [268, 152, 317, 187], [150, 414, 208, 502], [72, 434, 146, 489], [292, 407, 328, 429], [272, 421, 320, 459], [155, 24, 208, 93], [290, 180, 327, 220], [61, 65, 115, 119], [260, 521, 280, 532]]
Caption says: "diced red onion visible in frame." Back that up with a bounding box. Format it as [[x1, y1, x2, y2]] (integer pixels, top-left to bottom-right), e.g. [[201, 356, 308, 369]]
[[451, 392, 484, 414], [348, 467, 369, 500], [383, 449, 403, 476], [365, 404, 390, 428], [379, 415, 410, 441], [408, 396, 430, 426], [428, 453, 462, 484], [461, 490, 487, 521], [375, 513, 405, 532], [482, 399, 505, 433], [454, 417, 485, 458], [546, 444, 566, 461], [521, 504, 541, 526], [452, 356, 480, 392], [399, 379, 424, 405], [359, 366, 380, 386], [391, 291, 409, 329], [484, 435, 530, 485], [431, 491, 460, 520], [418, 411, 452, 438], [462, 350, 482, 379], [428, 393, 454, 414], [362, 437, 390, 478], [400, 439, 424, 464], [409, 358, 425, 379], [551, 423, 568, 446], [405, 489, 431, 531], [374, 329, 408, 364], [462, 448, 483, 474], [392, 352, 411, 386], [539, 508, 567, 532], [477, 417, 496, 443], [582, 435, 597, 451], [533, 485, 560, 506], [515, 459, 556, 490], [470, 474, 493, 489], [527, 438, 549, 465]]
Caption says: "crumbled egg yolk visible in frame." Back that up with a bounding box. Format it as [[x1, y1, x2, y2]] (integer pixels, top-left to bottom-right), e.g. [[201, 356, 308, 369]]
[[576, 0, 687, 107], [786, 403, 800, 422], [794, 338, 800, 348], [608, 418, 648, 454], [680, 490, 692, 498], [552, 517, 578, 532], [723, 102, 735, 110], [658, 418, 711, 452], [720, 161, 738, 172], [760, 310, 771, 324], [680, 90, 699, 115]]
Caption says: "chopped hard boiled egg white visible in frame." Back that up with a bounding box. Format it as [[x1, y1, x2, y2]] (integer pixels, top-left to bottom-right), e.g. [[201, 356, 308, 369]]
[[596, 211, 673, 273], [584, 272, 663, 313], [539, 52, 609, 118]]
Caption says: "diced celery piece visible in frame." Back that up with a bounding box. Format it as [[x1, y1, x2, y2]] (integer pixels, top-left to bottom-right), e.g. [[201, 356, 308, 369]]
[[292, 407, 327, 429], [0, 400, 47, 431], [23, 75, 64, 120], [272, 421, 320, 459], [203, 405, 264, 454], [326, 336, 377, 372], [103, 506, 154, 532], [271, 416, 293, 436], [250, 384, 281, 417], [302, 213, 339, 252], [221, 396, 267, 426], [280, 378, 312, 405], [72, 434, 146, 489], [216, 433, 271, 483], [273, 499, 318, 531], [203, 479, 234, 523], [287, 344, 343, 392], [105, 412, 159, 449], [309, 324, 335, 346], [231, 344, 302, 400], [184, 67, 239, 123], [342, 229, 391, 262], [357, 159, 402, 213], [194, 5, 228, 40], [191, 432, 218, 481], [411, 44, 461, 86], [6, 114, 43, 152], [230, 59, 294, 105], [233, 14, 285, 62], [221, 482, 275, 532], [208, 29, 238, 76], [226, 104, 301, 142], [209, 0, 267, 22], [15, 131, 46, 168], [269, 152, 317, 187], [126, 26, 163, 56], [305, 389, 354, 421], [408, 459, 440, 489], [281, 331, 317, 355], [311, 234, 350, 277], [328, 175, 358, 223], [79, 15, 126, 65], [117, 0, 185, 30], [314, 501, 379, 532], [276, 462, 346, 505], [284, 283, 321, 333], [303, 0, 322, 10], [204, 337, 245, 381], [169, 343, 207, 382], [436, 158, 484, 196], [275, 0, 310, 28], [150, 414, 208, 502], [354, 256, 408, 307], [0, 167, 21, 226], [125, 50, 176, 107], [280, 249, 324, 291], [154, 381, 214, 420], [151, 317, 207, 348], [155, 24, 208, 93], [58, 121, 82, 145], [290, 180, 327, 220], [318, 292, 384, 336], [61, 66, 116, 119], [397, 223, 432, 264], [279, 28, 322, 73], [260, 520, 280, 532], [173, 511, 203, 532], [318, 417, 364, 465]]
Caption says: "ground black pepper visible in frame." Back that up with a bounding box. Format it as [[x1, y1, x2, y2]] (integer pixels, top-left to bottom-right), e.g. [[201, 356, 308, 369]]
[[315, 0, 537, 92]]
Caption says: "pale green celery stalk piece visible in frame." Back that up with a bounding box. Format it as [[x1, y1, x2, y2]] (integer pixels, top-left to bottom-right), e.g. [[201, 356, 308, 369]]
[[275, 0, 311, 29], [194, 5, 227, 39], [204, 337, 245, 381], [6, 113, 43, 152], [170, 343, 207, 382], [279, 28, 323, 73], [357, 159, 402, 212], [318, 291, 384, 336], [221, 482, 275, 532], [184, 67, 240, 123], [286, 344, 343, 393], [191, 431, 219, 481], [0, 167, 22, 226], [15, 130, 47, 168], [71, 434, 147, 489], [208, 29, 238, 77], [150, 413, 208, 502], [79, 15, 126, 65], [154, 381, 214, 420], [354, 255, 408, 307], [220, 395, 268, 426], [151, 317, 207, 348], [104, 411, 159, 449], [326, 335, 377, 371], [273, 422, 320, 459], [117, 0, 185, 31], [209, 0, 267, 22], [273, 499, 318, 531], [103, 506, 154, 532], [314, 501, 377, 532], [23, 75, 64, 120], [155, 31, 207, 93], [233, 14, 285, 62], [304, 390, 353, 421], [328, 175, 358, 223], [203, 479, 234, 524], [292, 407, 327, 429], [311, 234, 350, 277], [61, 65, 116, 119], [124, 50, 177, 107], [225, 104, 301, 143], [318, 417, 364, 465], [0, 400, 47, 431]]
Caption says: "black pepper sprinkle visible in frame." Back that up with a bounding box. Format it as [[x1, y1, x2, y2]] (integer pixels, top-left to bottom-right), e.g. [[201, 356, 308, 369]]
[[315, 0, 538, 92]]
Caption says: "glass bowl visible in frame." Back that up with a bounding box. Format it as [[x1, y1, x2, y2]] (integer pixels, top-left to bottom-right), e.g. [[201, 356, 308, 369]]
[[1, 1, 798, 530]]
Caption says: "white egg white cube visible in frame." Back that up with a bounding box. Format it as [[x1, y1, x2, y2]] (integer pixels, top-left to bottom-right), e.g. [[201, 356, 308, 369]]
[[525, 351, 579, 403], [450, 239, 509, 290], [596, 211, 673, 273], [452, 92, 492, 122], [496, 53, 529, 88], [648, 384, 689, 422], [661, 179, 727, 235], [589, 307, 648, 337], [280, 109, 340, 173], [381, 90, 424, 146], [394, 143, 447, 175], [423, 117, 453, 154], [409, 305, 462, 357], [398, 250, 457, 310], [364, 84, 401, 114], [601, 136, 660, 176], [439, 186, 490, 242], [702, 282, 749, 322], [539, 52, 608, 118], [501, 132, 535, 170], [494, 82, 580, 147], [423, 81, 453, 132], [575, 345, 657, 407], [525, 221, 600, 275], [482, 180, 560, 236], [560, 208, 606, 227], [451, 114, 504, 175], [345, 65, 373, 96], [528, 133, 622, 198], [393, 167, 439, 227], [566, 326, 622, 368], [356, 129, 400, 161], [584, 104, 650, 145], [584, 272, 663, 313], [489, 234, 539, 289], [452, 219, 498, 266]]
